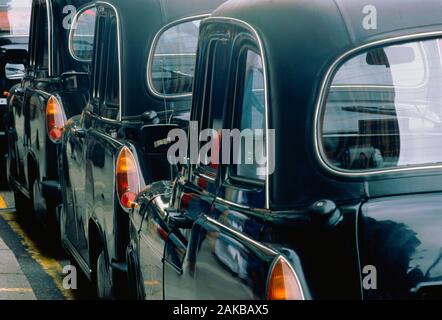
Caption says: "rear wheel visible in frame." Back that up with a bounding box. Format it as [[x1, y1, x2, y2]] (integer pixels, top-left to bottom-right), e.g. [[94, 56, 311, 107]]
[[96, 251, 113, 300], [127, 248, 142, 300], [13, 189, 31, 215], [0, 156, 8, 190]]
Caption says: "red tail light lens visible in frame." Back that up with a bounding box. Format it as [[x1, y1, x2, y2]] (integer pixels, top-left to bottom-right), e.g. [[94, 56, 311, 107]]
[[267, 256, 305, 300], [116, 147, 140, 210], [46, 96, 65, 143]]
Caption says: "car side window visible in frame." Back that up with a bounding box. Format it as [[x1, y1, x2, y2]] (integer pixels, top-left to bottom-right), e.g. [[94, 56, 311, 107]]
[[30, 0, 49, 72], [197, 39, 231, 177], [91, 9, 119, 120], [92, 14, 105, 102], [69, 6, 97, 62], [149, 19, 201, 97], [105, 17, 119, 108], [232, 49, 266, 182]]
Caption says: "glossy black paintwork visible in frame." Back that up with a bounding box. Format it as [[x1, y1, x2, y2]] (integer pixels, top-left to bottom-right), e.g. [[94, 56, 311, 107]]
[[6, 0, 92, 227], [0, 35, 28, 187], [129, 0, 442, 300], [361, 193, 442, 299], [60, 0, 227, 298]]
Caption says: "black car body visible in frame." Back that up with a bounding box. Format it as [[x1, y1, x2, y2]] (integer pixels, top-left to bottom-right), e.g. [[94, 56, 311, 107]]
[[59, 0, 226, 298], [0, 0, 31, 188], [6, 0, 94, 232], [128, 0, 442, 299]]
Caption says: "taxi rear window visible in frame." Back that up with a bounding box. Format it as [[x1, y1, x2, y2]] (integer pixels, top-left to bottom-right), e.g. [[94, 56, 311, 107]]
[[148, 18, 201, 97], [320, 38, 442, 173]]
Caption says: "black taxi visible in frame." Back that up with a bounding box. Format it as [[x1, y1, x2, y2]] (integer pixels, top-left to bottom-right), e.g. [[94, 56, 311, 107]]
[[128, 0, 442, 299], [0, 0, 31, 188], [5, 0, 94, 237], [59, 0, 226, 299]]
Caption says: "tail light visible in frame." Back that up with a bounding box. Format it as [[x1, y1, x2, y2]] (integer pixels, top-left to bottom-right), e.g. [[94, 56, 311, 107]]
[[267, 256, 305, 300], [46, 96, 65, 143], [116, 146, 140, 210]]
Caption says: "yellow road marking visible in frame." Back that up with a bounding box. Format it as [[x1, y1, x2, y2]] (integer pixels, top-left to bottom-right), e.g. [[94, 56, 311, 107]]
[[0, 195, 75, 300], [0, 196, 7, 209], [0, 288, 33, 293]]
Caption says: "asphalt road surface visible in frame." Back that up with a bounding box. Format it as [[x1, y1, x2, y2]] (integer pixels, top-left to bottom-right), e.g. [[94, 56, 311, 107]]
[[0, 191, 91, 300]]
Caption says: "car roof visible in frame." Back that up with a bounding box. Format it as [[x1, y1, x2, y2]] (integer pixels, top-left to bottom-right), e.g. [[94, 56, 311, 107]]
[[212, 0, 442, 49], [103, 0, 227, 118], [206, 0, 442, 209]]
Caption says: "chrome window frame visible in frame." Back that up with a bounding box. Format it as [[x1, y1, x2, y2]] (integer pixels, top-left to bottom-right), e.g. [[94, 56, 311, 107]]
[[68, 3, 97, 63], [314, 31, 442, 178], [29, 0, 53, 76], [203, 16, 271, 210], [146, 14, 210, 100], [94, 1, 122, 122]]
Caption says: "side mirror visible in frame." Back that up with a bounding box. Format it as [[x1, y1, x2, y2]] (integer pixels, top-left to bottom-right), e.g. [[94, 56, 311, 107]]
[[60, 72, 90, 93], [5, 63, 26, 80], [3, 49, 29, 81]]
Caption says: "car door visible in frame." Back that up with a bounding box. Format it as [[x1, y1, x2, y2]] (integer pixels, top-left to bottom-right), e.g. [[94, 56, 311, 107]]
[[62, 5, 98, 249], [79, 7, 121, 262], [9, 0, 49, 189], [80, 5, 121, 263], [63, 8, 109, 261], [162, 33, 235, 299], [23, 0, 52, 186]]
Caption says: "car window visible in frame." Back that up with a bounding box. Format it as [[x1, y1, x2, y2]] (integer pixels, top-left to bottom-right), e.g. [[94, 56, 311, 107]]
[[70, 6, 97, 62], [197, 39, 231, 176], [149, 19, 201, 97], [0, 0, 31, 36], [333, 42, 427, 88], [98, 14, 119, 120], [105, 17, 119, 107], [33, 0, 49, 69], [321, 38, 442, 172], [233, 49, 266, 181]]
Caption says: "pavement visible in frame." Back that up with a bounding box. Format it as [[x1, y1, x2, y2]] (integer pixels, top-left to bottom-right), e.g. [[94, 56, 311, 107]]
[[0, 191, 77, 300], [0, 195, 36, 300], [0, 237, 36, 300]]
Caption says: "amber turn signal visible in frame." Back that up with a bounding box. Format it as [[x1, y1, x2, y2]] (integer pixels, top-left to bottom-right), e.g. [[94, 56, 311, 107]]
[[267, 256, 305, 300], [116, 146, 140, 210], [46, 96, 65, 143]]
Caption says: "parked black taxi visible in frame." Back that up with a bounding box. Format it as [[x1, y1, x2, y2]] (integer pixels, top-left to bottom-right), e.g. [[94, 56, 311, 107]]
[[5, 0, 95, 235], [59, 0, 227, 299], [0, 0, 31, 188], [127, 0, 442, 299]]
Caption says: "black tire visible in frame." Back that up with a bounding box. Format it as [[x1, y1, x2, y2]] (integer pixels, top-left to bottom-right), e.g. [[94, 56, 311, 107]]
[[43, 204, 63, 256], [127, 249, 142, 300], [96, 251, 114, 300], [13, 189, 31, 215], [0, 156, 8, 190]]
